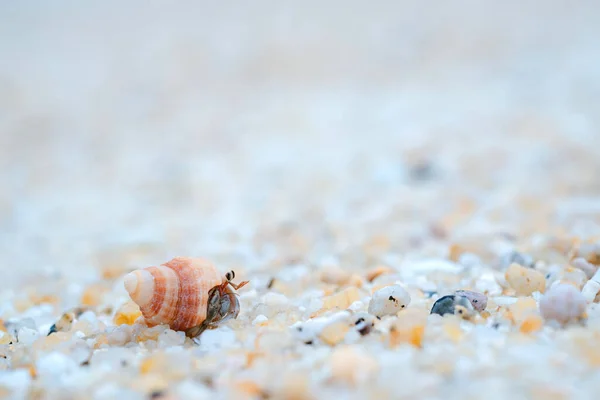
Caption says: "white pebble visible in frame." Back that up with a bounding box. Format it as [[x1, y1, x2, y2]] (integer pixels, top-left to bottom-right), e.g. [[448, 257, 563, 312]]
[[36, 352, 78, 380], [291, 319, 327, 343], [582, 268, 600, 303], [348, 300, 364, 312], [252, 315, 268, 326], [74, 331, 86, 339], [0, 369, 31, 398], [197, 326, 236, 350], [94, 383, 145, 400], [539, 284, 587, 326], [91, 348, 136, 369], [368, 285, 411, 317], [6, 318, 36, 336], [106, 327, 131, 346], [262, 292, 290, 308], [17, 327, 40, 345], [158, 329, 186, 348], [174, 380, 213, 399], [79, 311, 98, 324]]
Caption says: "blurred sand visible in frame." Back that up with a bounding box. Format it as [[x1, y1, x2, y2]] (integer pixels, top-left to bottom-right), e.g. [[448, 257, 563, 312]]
[[1, 1, 600, 285]]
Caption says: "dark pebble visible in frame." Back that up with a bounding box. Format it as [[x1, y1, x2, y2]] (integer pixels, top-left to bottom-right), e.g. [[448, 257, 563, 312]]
[[47, 324, 57, 336], [430, 295, 457, 316]]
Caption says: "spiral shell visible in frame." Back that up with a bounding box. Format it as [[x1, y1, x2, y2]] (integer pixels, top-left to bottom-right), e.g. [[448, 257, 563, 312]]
[[123, 257, 236, 332]]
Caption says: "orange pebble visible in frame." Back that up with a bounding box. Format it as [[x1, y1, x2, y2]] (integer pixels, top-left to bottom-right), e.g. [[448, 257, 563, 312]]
[[520, 315, 544, 333], [365, 266, 395, 282], [113, 302, 142, 326], [81, 284, 109, 307]]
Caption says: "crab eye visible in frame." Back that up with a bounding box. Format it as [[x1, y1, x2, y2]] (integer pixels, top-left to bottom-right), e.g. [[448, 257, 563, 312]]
[[226, 271, 235, 281]]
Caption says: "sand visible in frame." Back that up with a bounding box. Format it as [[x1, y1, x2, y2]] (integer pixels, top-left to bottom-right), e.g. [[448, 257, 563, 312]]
[[1, 1, 600, 399]]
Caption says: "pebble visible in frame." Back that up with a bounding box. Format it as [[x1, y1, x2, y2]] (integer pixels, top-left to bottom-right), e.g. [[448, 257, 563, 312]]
[[539, 284, 587, 326], [319, 321, 350, 345], [0, 331, 15, 345], [351, 312, 376, 336], [0, 369, 31, 399], [582, 268, 600, 303], [36, 351, 79, 380], [454, 290, 487, 312], [48, 312, 75, 336], [319, 265, 351, 285], [196, 327, 236, 350], [365, 265, 395, 282], [91, 348, 137, 369], [499, 250, 535, 269], [575, 242, 600, 265], [507, 297, 541, 332], [505, 263, 546, 296], [557, 267, 588, 290], [6, 318, 36, 337], [81, 283, 110, 307], [252, 315, 269, 326], [17, 327, 40, 345], [94, 383, 145, 400], [174, 380, 213, 399], [329, 346, 379, 385], [262, 292, 290, 309], [113, 302, 142, 326], [157, 329, 186, 348], [571, 257, 598, 279], [292, 320, 323, 345], [389, 309, 427, 348], [106, 326, 132, 346], [321, 287, 361, 313], [430, 295, 474, 318], [368, 285, 411, 317]]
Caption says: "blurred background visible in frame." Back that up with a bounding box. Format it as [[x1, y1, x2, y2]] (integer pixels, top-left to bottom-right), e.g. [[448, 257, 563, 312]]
[[1, 1, 600, 288]]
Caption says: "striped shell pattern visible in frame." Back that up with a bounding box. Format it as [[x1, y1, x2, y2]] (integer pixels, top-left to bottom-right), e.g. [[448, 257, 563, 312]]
[[124, 257, 241, 334]]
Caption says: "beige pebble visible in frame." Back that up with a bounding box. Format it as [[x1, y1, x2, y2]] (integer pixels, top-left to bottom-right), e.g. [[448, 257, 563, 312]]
[[0, 331, 15, 345], [557, 267, 588, 290], [329, 346, 378, 385], [347, 274, 366, 288], [273, 372, 314, 400], [319, 265, 351, 285], [575, 242, 600, 265], [321, 287, 361, 312], [131, 374, 169, 395], [319, 321, 351, 346], [389, 309, 427, 348], [505, 263, 546, 296], [81, 283, 110, 307], [365, 265, 395, 282], [508, 297, 539, 324]]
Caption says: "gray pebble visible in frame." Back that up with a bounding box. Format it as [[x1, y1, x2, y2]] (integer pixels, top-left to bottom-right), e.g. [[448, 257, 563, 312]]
[[499, 250, 535, 269], [430, 295, 474, 317]]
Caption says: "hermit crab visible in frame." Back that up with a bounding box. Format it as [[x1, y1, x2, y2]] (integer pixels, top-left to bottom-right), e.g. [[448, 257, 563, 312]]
[[124, 257, 249, 337]]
